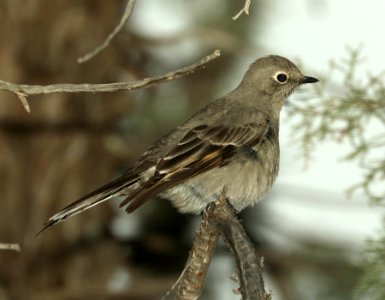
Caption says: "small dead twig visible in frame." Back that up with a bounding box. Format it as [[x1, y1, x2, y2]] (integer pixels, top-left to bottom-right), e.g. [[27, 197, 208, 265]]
[[15, 91, 30, 113], [0, 243, 21, 252], [233, 0, 251, 20], [77, 0, 136, 64], [0, 49, 221, 113]]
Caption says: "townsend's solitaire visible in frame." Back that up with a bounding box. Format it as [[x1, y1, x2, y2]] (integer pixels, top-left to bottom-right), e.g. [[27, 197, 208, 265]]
[[39, 55, 318, 233]]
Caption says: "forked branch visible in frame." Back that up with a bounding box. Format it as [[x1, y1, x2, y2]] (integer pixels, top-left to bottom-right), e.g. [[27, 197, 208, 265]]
[[168, 190, 271, 299]]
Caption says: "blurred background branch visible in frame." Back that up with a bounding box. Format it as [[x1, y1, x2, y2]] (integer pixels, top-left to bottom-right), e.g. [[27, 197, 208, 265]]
[[287, 48, 385, 204], [77, 0, 136, 64], [232, 0, 252, 21], [0, 48, 220, 112]]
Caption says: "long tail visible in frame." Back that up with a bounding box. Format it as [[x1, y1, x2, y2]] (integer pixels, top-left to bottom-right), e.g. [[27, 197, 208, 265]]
[[36, 171, 140, 236]]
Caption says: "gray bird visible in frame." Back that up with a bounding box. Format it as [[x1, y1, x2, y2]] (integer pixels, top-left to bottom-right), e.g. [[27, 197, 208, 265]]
[[38, 55, 318, 234]]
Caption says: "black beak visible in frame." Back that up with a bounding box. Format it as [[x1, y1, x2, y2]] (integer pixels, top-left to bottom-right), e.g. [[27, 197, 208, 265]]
[[302, 76, 319, 84]]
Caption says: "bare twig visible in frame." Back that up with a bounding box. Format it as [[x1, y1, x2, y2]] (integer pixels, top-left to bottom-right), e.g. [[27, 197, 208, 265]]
[[77, 0, 136, 64], [0, 49, 221, 112], [233, 0, 251, 20], [211, 192, 271, 300], [0, 243, 21, 252]]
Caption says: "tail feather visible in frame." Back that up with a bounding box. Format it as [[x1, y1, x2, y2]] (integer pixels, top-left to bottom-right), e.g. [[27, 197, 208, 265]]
[[36, 171, 140, 236]]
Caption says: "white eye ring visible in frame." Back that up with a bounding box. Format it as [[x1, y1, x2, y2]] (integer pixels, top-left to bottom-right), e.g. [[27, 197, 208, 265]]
[[274, 71, 289, 84]]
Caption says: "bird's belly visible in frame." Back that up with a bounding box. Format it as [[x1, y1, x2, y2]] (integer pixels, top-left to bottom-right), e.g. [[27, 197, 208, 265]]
[[162, 147, 279, 213]]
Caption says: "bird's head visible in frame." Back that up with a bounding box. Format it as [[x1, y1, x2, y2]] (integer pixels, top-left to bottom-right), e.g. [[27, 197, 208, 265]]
[[241, 55, 318, 105]]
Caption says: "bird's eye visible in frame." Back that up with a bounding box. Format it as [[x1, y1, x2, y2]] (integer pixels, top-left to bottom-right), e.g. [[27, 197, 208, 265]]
[[274, 72, 288, 84]]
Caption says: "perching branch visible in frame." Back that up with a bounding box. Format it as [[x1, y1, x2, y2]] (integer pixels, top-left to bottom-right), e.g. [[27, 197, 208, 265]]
[[0, 49, 221, 113], [0, 243, 21, 252], [168, 190, 270, 299], [167, 206, 220, 299], [168, 200, 220, 300], [77, 0, 136, 64], [210, 193, 271, 300], [233, 0, 251, 20]]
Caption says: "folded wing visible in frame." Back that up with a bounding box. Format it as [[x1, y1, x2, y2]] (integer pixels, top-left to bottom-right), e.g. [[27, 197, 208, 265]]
[[120, 119, 269, 212]]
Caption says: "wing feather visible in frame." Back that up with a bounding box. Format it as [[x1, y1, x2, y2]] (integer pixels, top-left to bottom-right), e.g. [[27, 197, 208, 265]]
[[121, 117, 270, 212], [36, 170, 140, 235]]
